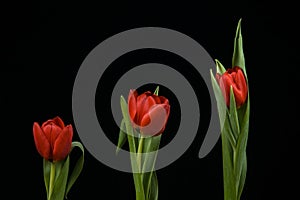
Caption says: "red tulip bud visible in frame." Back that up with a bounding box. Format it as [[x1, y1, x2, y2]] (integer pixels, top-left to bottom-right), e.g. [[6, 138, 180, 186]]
[[216, 66, 248, 108], [128, 89, 170, 136], [33, 116, 73, 162]]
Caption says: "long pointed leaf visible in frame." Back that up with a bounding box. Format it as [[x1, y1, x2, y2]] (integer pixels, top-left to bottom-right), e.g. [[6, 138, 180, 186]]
[[148, 171, 158, 200], [50, 157, 70, 200], [210, 69, 227, 131], [54, 161, 64, 181], [235, 100, 249, 193], [229, 86, 240, 141], [221, 127, 236, 200], [237, 154, 247, 199], [116, 119, 127, 154], [142, 136, 161, 198], [120, 95, 137, 153], [120, 95, 145, 198], [142, 135, 161, 169], [65, 141, 85, 198], [223, 116, 237, 148], [232, 18, 247, 79]]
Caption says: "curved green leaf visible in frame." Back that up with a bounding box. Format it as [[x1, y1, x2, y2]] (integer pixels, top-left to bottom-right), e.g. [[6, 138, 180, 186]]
[[65, 141, 85, 198]]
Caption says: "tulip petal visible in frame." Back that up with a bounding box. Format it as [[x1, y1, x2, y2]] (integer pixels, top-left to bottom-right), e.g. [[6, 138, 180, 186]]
[[53, 125, 73, 161], [41, 119, 60, 145], [140, 104, 170, 136], [216, 73, 222, 85], [53, 116, 65, 129], [128, 89, 138, 123], [138, 96, 156, 125], [42, 123, 61, 148], [218, 76, 230, 106], [41, 118, 54, 128], [136, 92, 148, 125], [136, 92, 148, 108], [235, 68, 248, 93], [232, 67, 248, 107], [159, 96, 169, 105], [152, 95, 161, 104], [33, 122, 51, 160], [50, 125, 63, 146]]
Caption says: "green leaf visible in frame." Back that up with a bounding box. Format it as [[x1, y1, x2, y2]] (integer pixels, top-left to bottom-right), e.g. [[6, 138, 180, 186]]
[[229, 86, 240, 140], [232, 20, 250, 199], [237, 152, 247, 199], [65, 141, 85, 198], [141, 136, 161, 199], [235, 99, 249, 183], [154, 86, 159, 95], [143, 136, 161, 173], [210, 69, 227, 131], [232, 18, 247, 79], [120, 95, 137, 153], [148, 171, 158, 200], [50, 157, 70, 200], [43, 159, 51, 197], [215, 59, 226, 74], [54, 160, 64, 181], [222, 116, 236, 148], [120, 95, 145, 198], [221, 128, 236, 200], [143, 135, 161, 154], [116, 119, 127, 155]]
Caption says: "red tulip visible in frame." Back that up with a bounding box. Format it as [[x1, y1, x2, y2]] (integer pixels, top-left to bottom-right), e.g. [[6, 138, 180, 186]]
[[216, 66, 248, 108], [128, 89, 170, 136], [33, 116, 73, 162]]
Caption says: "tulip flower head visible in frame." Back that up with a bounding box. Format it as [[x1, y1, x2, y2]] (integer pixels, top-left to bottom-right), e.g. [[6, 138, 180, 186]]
[[216, 66, 248, 108], [128, 89, 170, 136], [33, 116, 73, 162]]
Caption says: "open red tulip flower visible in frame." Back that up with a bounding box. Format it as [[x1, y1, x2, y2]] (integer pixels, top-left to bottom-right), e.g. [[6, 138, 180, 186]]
[[33, 116, 85, 200], [128, 89, 170, 136], [117, 86, 170, 200], [210, 19, 250, 200], [33, 116, 73, 162]]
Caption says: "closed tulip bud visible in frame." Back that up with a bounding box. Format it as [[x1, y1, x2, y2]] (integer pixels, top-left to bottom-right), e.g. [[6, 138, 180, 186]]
[[216, 66, 248, 108]]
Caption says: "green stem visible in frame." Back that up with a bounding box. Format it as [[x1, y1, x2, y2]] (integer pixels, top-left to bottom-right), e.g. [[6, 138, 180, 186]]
[[48, 162, 56, 200], [128, 134, 145, 200], [135, 136, 146, 200], [137, 136, 144, 172]]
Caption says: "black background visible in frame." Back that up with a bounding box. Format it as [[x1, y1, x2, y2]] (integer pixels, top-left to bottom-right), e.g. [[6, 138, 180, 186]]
[[2, 0, 298, 199]]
